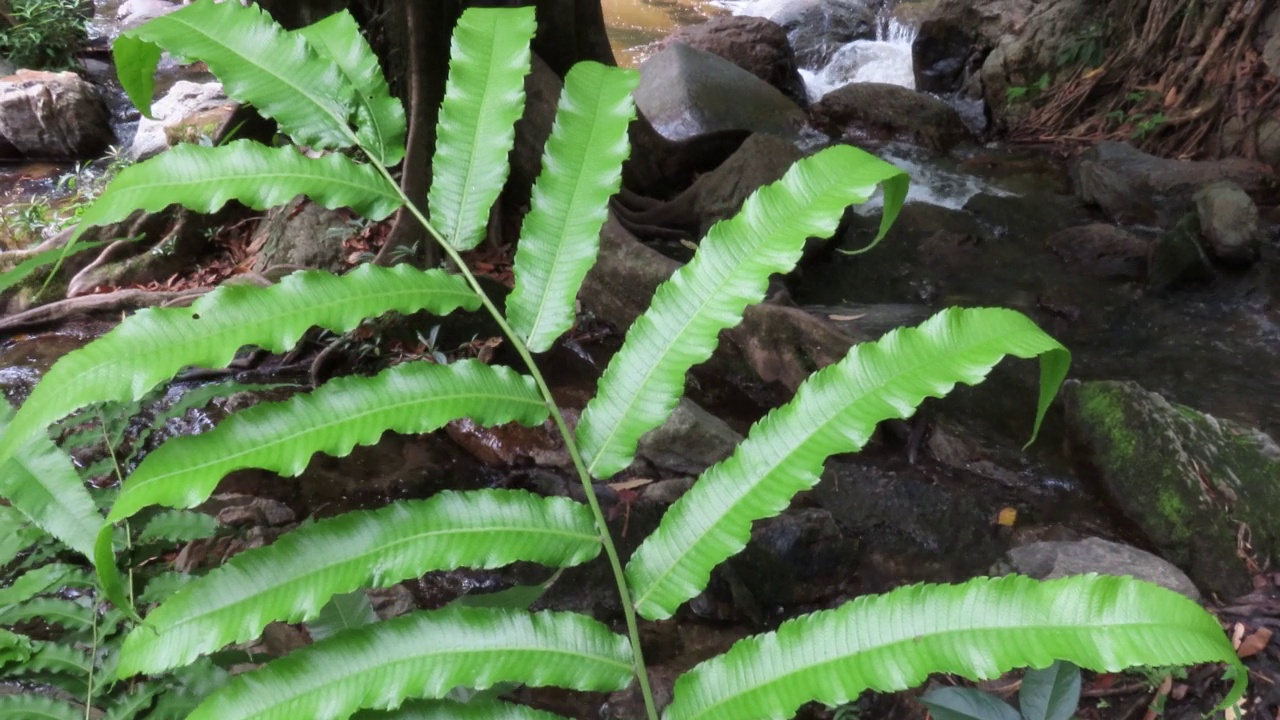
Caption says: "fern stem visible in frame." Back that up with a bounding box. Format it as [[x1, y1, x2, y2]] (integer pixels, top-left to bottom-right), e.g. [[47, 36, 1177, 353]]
[[376, 164, 660, 720]]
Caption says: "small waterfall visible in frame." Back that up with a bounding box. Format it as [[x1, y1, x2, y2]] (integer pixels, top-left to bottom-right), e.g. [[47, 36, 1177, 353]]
[[800, 18, 918, 101]]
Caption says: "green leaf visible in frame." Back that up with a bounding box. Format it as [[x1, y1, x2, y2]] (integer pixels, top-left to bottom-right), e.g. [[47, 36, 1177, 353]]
[[663, 574, 1245, 720], [111, 34, 162, 116], [116, 490, 600, 678], [507, 61, 638, 352], [184, 606, 633, 720], [577, 145, 908, 479], [297, 10, 406, 166], [0, 563, 75, 606], [428, 7, 536, 251], [919, 687, 1022, 720], [1019, 660, 1081, 720], [136, 509, 218, 544], [0, 506, 42, 567], [0, 628, 34, 667], [307, 590, 378, 642], [17, 642, 94, 677], [353, 698, 573, 720], [0, 264, 477, 470], [0, 598, 94, 630], [0, 694, 84, 720], [107, 361, 546, 523], [117, 0, 355, 149], [0, 403, 102, 560], [104, 683, 167, 720], [627, 307, 1068, 619], [74, 142, 401, 235]]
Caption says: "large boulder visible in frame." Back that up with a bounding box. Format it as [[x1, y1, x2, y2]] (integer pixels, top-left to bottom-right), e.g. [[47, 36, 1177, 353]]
[[1194, 180, 1260, 263], [810, 82, 971, 152], [1146, 214, 1214, 291], [0, 70, 113, 160], [768, 0, 877, 69], [634, 43, 807, 143], [911, 0, 1037, 95], [661, 16, 808, 108], [1065, 380, 1280, 596], [1072, 141, 1274, 227], [129, 81, 235, 160]]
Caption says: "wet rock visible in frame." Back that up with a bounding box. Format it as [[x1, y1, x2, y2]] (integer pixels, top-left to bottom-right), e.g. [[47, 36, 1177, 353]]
[[205, 494, 297, 528], [1220, 115, 1280, 171], [769, 0, 877, 69], [250, 197, 352, 274], [634, 42, 806, 143], [637, 398, 742, 475], [506, 54, 560, 217], [1146, 213, 1214, 291], [0, 70, 112, 160], [804, 303, 934, 340], [1072, 141, 1274, 227], [1045, 223, 1148, 280], [810, 82, 971, 153], [998, 537, 1201, 600], [130, 80, 234, 160], [116, 0, 180, 31], [445, 418, 570, 468], [661, 16, 808, 108], [1194, 180, 1260, 264], [977, 0, 1093, 129], [1065, 380, 1280, 596], [912, 16, 972, 94]]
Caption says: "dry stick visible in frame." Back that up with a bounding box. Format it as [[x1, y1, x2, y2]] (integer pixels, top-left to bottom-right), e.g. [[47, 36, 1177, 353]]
[[1178, 0, 1245, 106]]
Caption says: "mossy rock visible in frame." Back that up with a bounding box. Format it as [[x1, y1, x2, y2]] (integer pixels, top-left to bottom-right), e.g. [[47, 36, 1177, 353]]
[[1065, 380, 1280, 596]]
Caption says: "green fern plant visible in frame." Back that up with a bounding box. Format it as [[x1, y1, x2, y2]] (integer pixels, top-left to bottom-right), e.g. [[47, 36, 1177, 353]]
[[0, 2, 1246, 718]]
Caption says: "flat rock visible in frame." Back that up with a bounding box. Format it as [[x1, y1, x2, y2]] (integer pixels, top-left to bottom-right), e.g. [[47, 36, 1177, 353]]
[[634, 43, 806, 143], [810, 82, 971, 152], [1000, 537, 1200, 600], [1065, 379, 1280, 596], [0, 70, 113, 160], [637, 398, 743, 475], [662, 16, 808, 108], [1045, 223, 1148, 280]]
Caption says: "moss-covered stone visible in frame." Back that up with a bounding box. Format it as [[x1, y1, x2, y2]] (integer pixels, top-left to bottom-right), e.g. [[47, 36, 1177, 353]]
[[1065, 380, 1280, 596]]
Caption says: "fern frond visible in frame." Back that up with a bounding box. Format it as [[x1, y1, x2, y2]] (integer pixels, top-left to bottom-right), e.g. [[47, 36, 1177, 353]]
[[18, 642, 94, 677], [184, 606, 633, 720], [136, 510, 218, 544], [507, 62, 638, 352], [0, 694, 83, 720], [0, 598, 93, 629], [0, 628, 34, 666], [308, 590, 377, 642], [115, 0, 355, 149], [116, 489, 600, 678], [577, 145, 908, 479], [107, 361, 545, 524], [0, 265, 477, 468], [74, 142, 401, 237], [428, 7, 536, 250], [353, 698, 572, 719], [0, 563, 77, 606], [663, 575, 1245, 720], [627, 307, 1068, 619], [0, 404, 101, 560], [297, 10, 406, 165]]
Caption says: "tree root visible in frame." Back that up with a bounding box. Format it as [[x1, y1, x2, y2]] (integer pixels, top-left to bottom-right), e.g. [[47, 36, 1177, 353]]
[[0, 288, 208, 334]]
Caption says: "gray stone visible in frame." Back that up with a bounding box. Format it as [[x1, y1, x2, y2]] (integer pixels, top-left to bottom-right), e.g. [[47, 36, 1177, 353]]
[[637, 398, 742, 475], [1264, 4, 1280, 79], [1072, 141, 1273, 227], [810, 82, 971, 152], [0, 70, 113, 160], [1045, 223, 1148, 280], [250, 197, 352, 274], [978, 0, 1092, 130], [1065, 380, 1280, 596], [116, 0, 181, 31], [129, 80, 233, 160], [1146, 213, 1214, 291], [1002, 537, 1200, 600], [634, 42, 807, 143], [1194, 180, 1259, 263], [661, 16, 808, 108], [769, 0, 876, 69]]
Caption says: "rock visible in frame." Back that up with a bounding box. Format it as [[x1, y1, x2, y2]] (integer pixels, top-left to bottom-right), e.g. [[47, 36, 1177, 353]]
[[912, 17, 972, 94], [1264, 4, 1280, 79], [506, 54, 561, 215], [1194, 180, 1260, 263], [1146, 213, 1214, 291], [249, 197, 352, 274], [999, 537, 1201, 600], [445, 417, 569, 468], [130, 80, 234, 160], [637, 398, 743, 475], [1065, 380, 1280, 596], [769, 0, 876, 69], [1072, 141, 1274, 227], [810, 82, 971, 152], [661, 16, 808, 108], [978, 0, 1093, 129], [1220, 115, 1280, 170], [634, 43, 806, 143], [116, 0, 181, 31], [0, 70, 113, 160], [1045, 223, 1148, 280]]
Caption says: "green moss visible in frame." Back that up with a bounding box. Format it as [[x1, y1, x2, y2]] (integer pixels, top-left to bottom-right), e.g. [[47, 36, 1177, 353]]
[[1077, 386, 1137, 462], [1154, 487, 1192, 542]]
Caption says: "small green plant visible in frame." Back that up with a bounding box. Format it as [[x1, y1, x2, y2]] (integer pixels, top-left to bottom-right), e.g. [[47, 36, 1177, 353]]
[[1105, 91, 1169, 139], [920, 661, 1081, 720], [0, 0, 89, 71], [1006, 73, 1051, 105], [0, 2, 1247, 718], [1056, 23, 1107, 69]]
